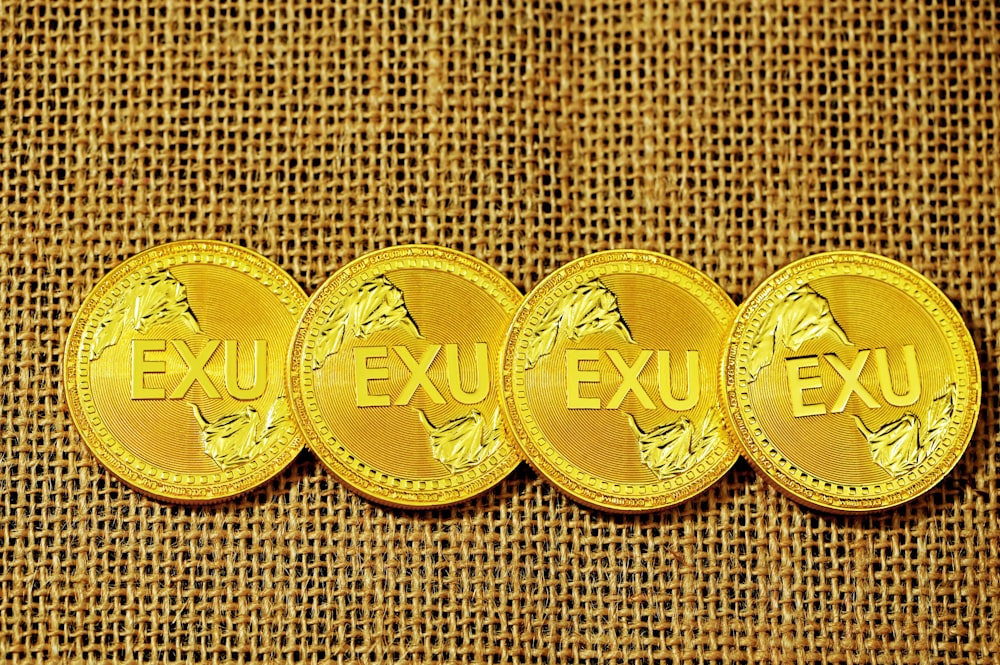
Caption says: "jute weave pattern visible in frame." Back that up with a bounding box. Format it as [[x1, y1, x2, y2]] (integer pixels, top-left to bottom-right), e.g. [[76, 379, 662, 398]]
[[2, 0, 998, 662]]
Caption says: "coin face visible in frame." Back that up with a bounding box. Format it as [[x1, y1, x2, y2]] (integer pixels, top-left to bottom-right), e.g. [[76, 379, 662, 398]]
[[287, 245, 522, 508], [723, 251, 981, 513], [501, 250, 739, 512], [64, 241, 308, 503]]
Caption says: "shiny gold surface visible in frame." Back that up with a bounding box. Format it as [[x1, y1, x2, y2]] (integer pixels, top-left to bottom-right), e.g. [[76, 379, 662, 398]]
[[64, 241, 308, 503], [287, 245, 522, 508], [501, 250, 739, 512], [723, 251, 980, 512]]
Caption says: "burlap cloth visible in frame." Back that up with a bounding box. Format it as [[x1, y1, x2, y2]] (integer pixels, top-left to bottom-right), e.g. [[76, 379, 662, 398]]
[[2, 0, 998, 662]]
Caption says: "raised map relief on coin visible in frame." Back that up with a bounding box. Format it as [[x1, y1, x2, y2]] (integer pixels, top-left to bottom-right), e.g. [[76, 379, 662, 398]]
[[531, 279, 722, 482], [629, 408, 723, 480], [312, 275, 422, 369], [748, 283, 850, 380], [91, 269, 201, 360], [525, 278, 634, 368], [418, 408, 502, 474], [192, 396, 292, 470], [97, 270, 289, 470], [854, 383, 956, 477]]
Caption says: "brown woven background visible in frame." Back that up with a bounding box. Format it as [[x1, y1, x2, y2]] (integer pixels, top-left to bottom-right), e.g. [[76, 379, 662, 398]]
[[2, 0, 998, 661]]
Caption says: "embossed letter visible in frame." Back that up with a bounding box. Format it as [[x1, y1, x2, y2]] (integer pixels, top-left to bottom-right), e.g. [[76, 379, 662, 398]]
[[566, 349, 601, 409], [394, 345, 446, 406], [169, 340, 221, 399], [354, 346, 390, 407], [657, 350, 700, 411], [224, 340, 267, 401], [786, 356, 825, 417], [446, 343, 490, 405], [131, 339, 166, 399], [875, 345, 920, 407], [826, 350, 880, 413], [606, 349, 655, 410]]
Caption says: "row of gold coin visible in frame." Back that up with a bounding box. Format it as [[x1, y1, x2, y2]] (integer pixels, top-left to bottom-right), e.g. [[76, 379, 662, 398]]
[[64, 242, 980, 513]]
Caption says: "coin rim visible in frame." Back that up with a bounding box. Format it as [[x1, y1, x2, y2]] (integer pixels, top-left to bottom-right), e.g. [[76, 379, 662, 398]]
[[500, 249, 740, 513], [63, 240, 308, 504], [286, 244, 524, 509], [721, 250, 982, 513]]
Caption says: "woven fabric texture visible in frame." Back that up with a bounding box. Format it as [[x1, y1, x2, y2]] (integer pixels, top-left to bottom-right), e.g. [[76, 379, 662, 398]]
[[2, 0, 998, 662]]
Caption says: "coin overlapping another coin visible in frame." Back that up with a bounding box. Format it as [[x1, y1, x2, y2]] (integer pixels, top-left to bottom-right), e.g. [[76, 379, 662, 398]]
[[286, 245, 522, 508], [499, 250, 740, 512], [64, 241, 307, 503], [722, 252, 980, 512]]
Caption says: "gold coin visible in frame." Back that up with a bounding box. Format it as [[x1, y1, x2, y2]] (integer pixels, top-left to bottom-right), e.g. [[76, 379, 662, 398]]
[[64, 241, 308, 503], [722, 251, 981, 513], [287, 245, 522, 508], [500, 250, 739, 512]]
